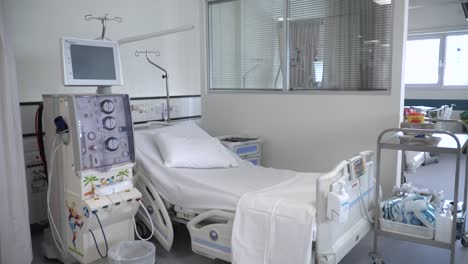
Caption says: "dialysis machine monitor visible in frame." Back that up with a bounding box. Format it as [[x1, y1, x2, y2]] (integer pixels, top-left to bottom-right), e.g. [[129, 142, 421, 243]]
[[62, 37, 123, 86]]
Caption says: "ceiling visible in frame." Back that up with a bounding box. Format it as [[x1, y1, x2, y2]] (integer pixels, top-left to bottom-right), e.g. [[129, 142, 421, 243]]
[[409, 0, 461, 8], [409, 0, 464, 10]]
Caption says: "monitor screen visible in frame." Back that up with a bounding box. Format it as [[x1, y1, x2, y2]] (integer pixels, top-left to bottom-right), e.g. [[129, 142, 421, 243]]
[[62, 38, 123, 86], [70, 45, 116, 80]]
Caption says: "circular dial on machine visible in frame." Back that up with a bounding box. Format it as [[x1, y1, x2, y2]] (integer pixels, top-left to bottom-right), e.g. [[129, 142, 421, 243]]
[[105, 137, 120, 152], [100, 99, 115, 114], [87, 132, 96, 140], [102, 116, 117, 131]]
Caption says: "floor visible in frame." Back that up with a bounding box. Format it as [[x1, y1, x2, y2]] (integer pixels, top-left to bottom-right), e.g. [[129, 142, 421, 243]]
[[32, 154, 468, 264]]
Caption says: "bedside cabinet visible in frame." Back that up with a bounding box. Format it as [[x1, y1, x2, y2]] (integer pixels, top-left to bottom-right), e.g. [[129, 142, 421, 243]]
[[218, 136, 262, 166]]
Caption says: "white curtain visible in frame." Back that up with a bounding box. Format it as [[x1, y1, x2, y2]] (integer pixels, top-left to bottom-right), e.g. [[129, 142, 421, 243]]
[[276, 18, 321, 90], [0, 2, 33, 264], [322, 0, 366, 90], [289, 19, 321, 89], [321, 0, 391, 90]]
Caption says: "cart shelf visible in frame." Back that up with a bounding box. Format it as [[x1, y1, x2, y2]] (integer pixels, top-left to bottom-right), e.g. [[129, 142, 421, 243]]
[[376, 230, 452, 249], [380, 133, 468, 154], [371, 119, 468, 264]]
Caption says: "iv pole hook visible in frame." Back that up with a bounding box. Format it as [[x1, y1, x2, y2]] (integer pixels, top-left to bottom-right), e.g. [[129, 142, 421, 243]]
[[85, 14, 123, 40]]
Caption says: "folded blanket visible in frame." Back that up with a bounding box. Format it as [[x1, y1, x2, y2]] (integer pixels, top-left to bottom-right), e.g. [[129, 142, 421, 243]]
[[231, 173, 319, 264]]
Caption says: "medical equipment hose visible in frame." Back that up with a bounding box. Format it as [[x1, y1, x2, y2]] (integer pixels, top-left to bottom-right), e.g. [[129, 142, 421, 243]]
[[133, 200, 155, 241], [46, 136, 66, 256], [35, 103, 47, 179], [89, 212, 109, 258], [355, 182, 375, 224]]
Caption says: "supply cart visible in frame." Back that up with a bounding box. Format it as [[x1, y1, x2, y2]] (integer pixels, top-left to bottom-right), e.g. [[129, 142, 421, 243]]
[[371, 119, 468, 264]]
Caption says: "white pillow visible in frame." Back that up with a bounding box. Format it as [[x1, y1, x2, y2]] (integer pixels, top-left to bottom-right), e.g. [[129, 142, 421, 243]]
[[153, 122, 238, 168], [154, 122, 210, 139]]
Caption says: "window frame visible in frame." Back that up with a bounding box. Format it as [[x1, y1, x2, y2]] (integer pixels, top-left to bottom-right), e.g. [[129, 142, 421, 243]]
[[204, 0, 394, 95], [406, 31, 468, 90]]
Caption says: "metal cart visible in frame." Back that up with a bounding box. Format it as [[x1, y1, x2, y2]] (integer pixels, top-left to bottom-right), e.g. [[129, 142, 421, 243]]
[[371, 119, 468, 264]]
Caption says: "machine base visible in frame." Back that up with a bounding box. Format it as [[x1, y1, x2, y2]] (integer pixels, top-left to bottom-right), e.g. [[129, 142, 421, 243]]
[[41, 228, 68, 263]]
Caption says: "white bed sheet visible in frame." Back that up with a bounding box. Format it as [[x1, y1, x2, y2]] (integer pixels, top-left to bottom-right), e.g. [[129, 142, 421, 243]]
[[232, 173, 318, 264], [134, 129, 320, 211]]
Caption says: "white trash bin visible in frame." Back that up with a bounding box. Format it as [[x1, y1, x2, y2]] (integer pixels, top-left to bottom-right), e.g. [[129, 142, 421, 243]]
[[108, 240, 155, 264]]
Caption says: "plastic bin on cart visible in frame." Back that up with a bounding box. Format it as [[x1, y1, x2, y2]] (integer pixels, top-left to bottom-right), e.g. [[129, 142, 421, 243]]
[[108, 240, 155, 264]]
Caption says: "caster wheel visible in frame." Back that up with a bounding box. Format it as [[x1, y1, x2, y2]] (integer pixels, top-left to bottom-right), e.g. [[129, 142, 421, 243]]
[[135, 220, 150, 238], [461, 236, 468, 247]]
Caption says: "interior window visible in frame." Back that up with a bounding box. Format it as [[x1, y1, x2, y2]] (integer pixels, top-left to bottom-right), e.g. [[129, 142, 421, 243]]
[[208, 0, 284, 90], [207, 0, 393, 92]]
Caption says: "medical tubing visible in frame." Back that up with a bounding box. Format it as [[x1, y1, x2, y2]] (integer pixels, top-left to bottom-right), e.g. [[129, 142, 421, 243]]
[[35, 103, 47, 177], [89, 212, 109, 258], [133, 200, 155, 241], [355, 184, 374, 224], [46, 136, 66, 256]]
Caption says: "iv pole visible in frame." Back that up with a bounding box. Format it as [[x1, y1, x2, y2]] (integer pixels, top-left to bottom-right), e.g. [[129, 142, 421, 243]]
[[118, 25, 195, 122], [135, 50, 171, 122]]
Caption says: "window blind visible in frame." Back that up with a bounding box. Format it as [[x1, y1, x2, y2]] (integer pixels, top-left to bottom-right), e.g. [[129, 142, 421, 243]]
[[208, 0, 393, 91], [208, 0, 284, 90]]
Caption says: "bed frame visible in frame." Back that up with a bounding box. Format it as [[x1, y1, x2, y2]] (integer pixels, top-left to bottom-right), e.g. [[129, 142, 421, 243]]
[[134, 149, 375, 264]]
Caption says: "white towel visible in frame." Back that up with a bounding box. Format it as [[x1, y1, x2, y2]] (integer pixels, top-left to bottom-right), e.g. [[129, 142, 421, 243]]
[[231, 173, 319, 264]]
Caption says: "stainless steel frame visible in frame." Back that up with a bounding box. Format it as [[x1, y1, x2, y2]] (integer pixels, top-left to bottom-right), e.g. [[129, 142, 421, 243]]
[[371, 119, 468, 264]]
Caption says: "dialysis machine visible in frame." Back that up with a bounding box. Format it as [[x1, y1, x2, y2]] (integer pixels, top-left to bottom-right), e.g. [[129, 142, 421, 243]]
[[42, 38, 143, 263]]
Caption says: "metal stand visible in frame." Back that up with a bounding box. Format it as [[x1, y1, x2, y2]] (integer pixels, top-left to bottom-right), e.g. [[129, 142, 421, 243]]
[[135, 50, 171, 122], [84, 14, 122, 40], [371, 119, 468, 264], [96, 86, 112, 94]]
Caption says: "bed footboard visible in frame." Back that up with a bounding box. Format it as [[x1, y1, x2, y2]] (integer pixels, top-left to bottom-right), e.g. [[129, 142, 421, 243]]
[[135, 175, 174, 251], [315, 151, 376, 264], [187, 209, 235, 262]]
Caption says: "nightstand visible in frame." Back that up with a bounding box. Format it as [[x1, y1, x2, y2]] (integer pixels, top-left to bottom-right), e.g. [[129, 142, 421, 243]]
[[218, 136, 263, 166]]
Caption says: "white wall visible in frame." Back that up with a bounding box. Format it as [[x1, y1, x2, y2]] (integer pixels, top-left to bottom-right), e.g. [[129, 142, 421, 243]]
[[201, 1, 408, 196], [406, 0, 468, 100], [3, 0, 201, 102]]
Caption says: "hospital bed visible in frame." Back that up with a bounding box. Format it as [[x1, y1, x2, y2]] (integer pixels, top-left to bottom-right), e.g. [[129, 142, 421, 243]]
[[133, 122, 376, 264]]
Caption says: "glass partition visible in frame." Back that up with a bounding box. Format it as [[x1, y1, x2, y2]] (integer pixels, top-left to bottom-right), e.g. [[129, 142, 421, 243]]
[[207, 0, 393, 92], [208, 0, 285, 90]]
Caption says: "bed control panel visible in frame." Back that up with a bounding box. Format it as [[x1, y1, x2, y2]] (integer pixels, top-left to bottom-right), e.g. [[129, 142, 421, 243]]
[[218, 136, 262, 166]]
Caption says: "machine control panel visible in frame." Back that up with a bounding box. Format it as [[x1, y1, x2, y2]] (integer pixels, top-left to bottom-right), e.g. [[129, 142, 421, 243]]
[[72, 94, 134, 171]]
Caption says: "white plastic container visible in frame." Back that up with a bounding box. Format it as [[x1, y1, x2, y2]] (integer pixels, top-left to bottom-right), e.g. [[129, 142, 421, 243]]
[[108, 240, 155, 264], [435, 213, 453, 243], [380, 218, 435, 240]]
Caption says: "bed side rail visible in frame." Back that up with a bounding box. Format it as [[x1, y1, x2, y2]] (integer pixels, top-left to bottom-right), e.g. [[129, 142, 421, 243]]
[[187, 209, 235, 262], [135, 175, 174, 251], [315, 151, 375, 264]]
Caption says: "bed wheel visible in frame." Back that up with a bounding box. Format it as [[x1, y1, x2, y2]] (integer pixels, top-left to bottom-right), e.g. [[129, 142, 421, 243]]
[[369, 252, 385, 264], [461, 236, 468, 247], [135, 220, 150, 239]]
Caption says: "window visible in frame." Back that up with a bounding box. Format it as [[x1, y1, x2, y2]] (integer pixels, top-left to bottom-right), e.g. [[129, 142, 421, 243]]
[[207, 0, 393, 92], [405, 39, 440, 85], [405, 32, 468, 88], [208, 0, 283, 90], [444, 35, 468, 86]]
